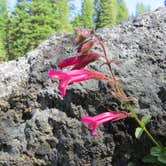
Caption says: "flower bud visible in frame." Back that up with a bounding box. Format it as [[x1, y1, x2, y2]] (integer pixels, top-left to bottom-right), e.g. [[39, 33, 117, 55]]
[[74, 27, 91, 44], [77, 39, 95, 53]]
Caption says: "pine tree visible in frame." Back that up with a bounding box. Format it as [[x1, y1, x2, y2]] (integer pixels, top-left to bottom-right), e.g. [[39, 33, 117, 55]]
[[136, 3, 151, 16], [81, 0, 94, 29], [116, 0, 128, 23], [95, 0, 118, 28], [72, 15, 83, 27], [0, 0, 7, 60], [55, 0, 72, 32], [8, 0, 72, 59]]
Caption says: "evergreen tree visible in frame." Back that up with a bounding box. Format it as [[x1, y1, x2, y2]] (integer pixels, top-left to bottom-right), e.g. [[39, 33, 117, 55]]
[[55, 0, 72, 32], [0, 0, 7, 60], [116, 0, 128, 22], [95, 0, 118, 28], [136, 3, 151, 16], [8, 0, 72, 59], [81, 0, 94, 29], [72, 14, 83, 27]]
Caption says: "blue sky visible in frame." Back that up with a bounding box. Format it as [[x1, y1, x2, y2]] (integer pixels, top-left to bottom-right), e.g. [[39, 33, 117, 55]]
[[8, 0, 164, 16], [125, 0, 164, 15]]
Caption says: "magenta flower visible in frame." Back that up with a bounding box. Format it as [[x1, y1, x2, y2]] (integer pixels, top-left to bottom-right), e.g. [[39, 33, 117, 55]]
[[82, 111, 131, 136], [77, 39, 95, 53], [48, 69, 108, 97], [58, 52, 100, 70]]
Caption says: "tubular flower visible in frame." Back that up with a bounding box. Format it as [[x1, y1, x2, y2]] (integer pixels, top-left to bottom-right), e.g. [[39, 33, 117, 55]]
[[77, 39, 95, 53], [74, 27, 91, 44], [48, 69, 108, 97], [82, 111, 131, 136], [58, 52, 100, 70]]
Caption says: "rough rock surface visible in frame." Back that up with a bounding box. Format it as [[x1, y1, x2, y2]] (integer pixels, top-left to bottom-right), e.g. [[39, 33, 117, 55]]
[[0, 8, 166, 166]]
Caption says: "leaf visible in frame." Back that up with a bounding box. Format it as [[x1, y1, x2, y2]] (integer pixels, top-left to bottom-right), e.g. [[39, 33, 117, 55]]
[[120, 103, 125, 109], [162, 147, 166, 155], [127, 162, 134, 166], [135, 114, 151, 139], [158, 153, 166, 164], [150, 147, 161, 157], [157, 148, 166, 164], [142, 154, 158, 163], [135, 127, 143, 139], [141, 114, 151, 125]]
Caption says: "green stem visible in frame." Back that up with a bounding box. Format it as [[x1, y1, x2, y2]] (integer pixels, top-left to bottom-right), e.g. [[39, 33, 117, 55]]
[[127, 103, 161, 148]]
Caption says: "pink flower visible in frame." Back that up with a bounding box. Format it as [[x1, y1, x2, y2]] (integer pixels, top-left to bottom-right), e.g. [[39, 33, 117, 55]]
[[77, 39, 95, 53], [58, 52, 100, 70], [48, 69, 108, 97], [74, 27, 91, 44], [82, 111, 131, 136]]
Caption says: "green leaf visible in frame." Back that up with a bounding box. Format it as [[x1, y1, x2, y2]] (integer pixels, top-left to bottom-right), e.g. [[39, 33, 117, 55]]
[[150, 147, 161, 157], [162, 147, 166, 155], [135, 114, 151, 139], [127, 162, 134, 166], [142, 154, 158, 163], [141, 114, 151, 125], [120, 103, 125, 109], [135, 127, 143, 139], [157, 148, 166, 164], [158, 153, 166, 164]]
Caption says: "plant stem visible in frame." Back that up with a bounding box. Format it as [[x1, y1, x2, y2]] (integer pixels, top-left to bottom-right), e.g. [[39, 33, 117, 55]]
[[127, 104, 161, 148], [95, 31, 161, 149]]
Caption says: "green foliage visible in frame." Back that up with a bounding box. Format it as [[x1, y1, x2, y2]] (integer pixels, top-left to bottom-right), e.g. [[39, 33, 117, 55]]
[[95, 0, 118, 28], [95, 0, 129, 28], [8, 0, 72, 59], [0, 0, 7, 60], [72, 14, 83, 27], [81, 0, 94, 29], [116, 0, 128, 23], [72, 0, 94, 29], [127, 162, 135, 166], [136, 3, 151, 16], [143, 146, 166, 165], [135, 114, 151, 139]]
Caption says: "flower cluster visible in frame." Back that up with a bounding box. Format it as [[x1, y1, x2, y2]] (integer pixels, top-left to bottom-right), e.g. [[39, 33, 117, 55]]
[[48, 28, 106, 97], [48, 27, 132, 135]]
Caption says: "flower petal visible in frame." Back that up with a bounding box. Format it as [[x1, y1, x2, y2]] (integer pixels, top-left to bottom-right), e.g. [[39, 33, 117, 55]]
[[48, 69, 68, 80], [48, 69, 108, 97], [58, 56, 78, 68], [58, 79, 70, 97], [72, 52, 100, 70], [81, 111, 130, 136], [81, 116, 95, 123]]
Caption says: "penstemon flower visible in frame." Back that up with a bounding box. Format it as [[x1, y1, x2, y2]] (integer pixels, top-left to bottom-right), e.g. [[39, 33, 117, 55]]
[[58, 52, 100, 70], [77, 39, 95, 53], [82, 111, 131, 136], [48, 69, 108, 97]]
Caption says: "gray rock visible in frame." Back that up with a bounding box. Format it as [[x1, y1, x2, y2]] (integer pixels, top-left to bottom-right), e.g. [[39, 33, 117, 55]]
[[0, 8, 166, 166]]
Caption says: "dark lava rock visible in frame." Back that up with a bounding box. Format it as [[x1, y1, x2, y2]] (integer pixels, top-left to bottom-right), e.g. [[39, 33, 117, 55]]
[[0, 8, 166, 166]]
